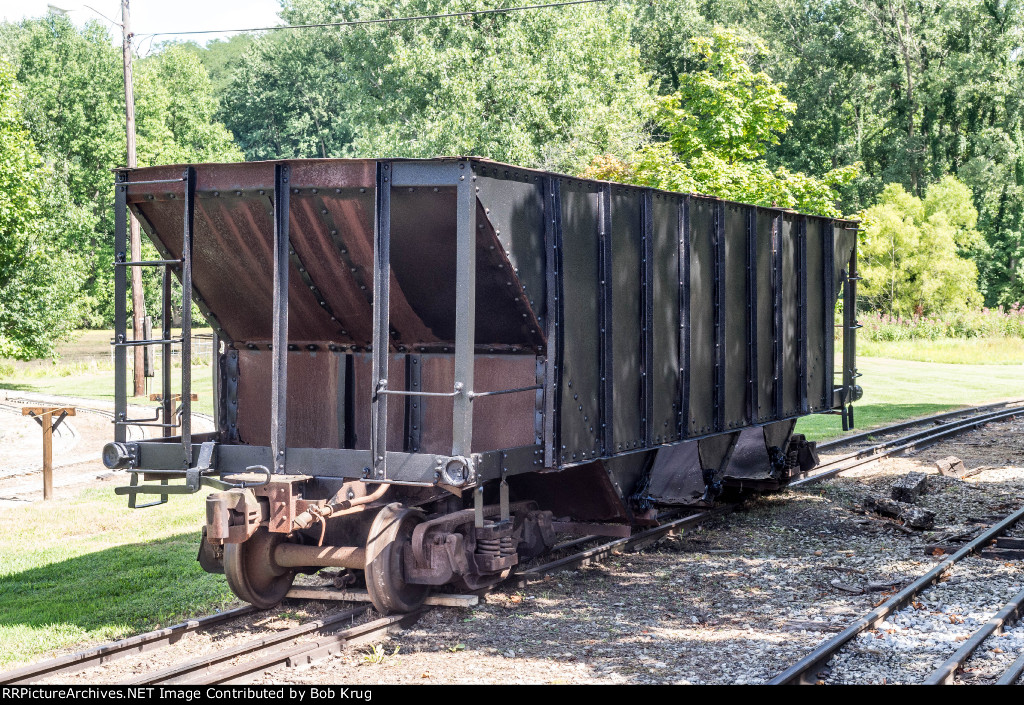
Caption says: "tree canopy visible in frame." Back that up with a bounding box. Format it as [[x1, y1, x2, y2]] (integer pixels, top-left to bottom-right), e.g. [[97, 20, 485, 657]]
[[583, 28, 859, 217], [860, 176, 984, 317], [222, 0, 654, 173]]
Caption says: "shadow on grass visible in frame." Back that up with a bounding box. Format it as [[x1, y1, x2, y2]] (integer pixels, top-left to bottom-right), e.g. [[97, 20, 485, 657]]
[[0, 382, 38, 392], [845, 402, 960, 429], [0, 531, 233, 640]]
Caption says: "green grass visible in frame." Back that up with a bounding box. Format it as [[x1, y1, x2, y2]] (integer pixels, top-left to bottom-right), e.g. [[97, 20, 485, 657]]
[[0, 488, 233, 666], [859, 337, 1024, 364], [0, 328, 216, 416], [797, 356, 1024, 441]]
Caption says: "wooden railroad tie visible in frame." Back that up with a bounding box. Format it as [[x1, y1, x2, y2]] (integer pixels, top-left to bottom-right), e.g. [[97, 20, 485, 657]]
[[148, 393, 198, 402], [21, 406, 76, 501]]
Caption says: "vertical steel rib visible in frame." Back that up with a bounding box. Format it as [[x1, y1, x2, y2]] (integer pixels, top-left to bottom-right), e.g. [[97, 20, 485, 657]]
[[270, 164, 290, 473], [114, 176, 128, 444], [713, 202, 725, 433], [642, 190, 655, 445], [452, 161, 477, 460], [773, 213, 784, 420], [371, 162, 391, 478], [746, 207, 758, 422], [180, 166, 196, 463], [161, 267, 172, 437], [797, 216, 808, 416], [598, 185, 614, 455], [823, 221, 835, 409], [542, 177, 563, 468], [679, 196, 690, 438]]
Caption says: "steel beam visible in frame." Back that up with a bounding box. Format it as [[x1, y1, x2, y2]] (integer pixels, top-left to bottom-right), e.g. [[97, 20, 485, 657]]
[[180, 166, 196, 465], [271, 164, 290, 473], [371, 162, 392, 478], [452, 161, 477, 461]]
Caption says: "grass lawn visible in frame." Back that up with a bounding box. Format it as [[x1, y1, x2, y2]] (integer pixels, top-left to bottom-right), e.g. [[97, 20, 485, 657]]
[[0, 331, 1020, 666], [859, 337, 1024, 365], [0, 488, 232, 666], [1, 328, 216, 416], [797, 354, 1024, 441]]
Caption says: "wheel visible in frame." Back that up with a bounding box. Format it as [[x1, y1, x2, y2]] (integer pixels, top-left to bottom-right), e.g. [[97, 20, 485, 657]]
[[224, 527, 295, 609], [364, 503, 429, 614]]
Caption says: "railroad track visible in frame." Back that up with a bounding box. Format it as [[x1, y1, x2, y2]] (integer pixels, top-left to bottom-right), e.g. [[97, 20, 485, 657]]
[[517, 399, 1024, 585], [768, 507, 1024, 685], [2, 401, 1019, 685]]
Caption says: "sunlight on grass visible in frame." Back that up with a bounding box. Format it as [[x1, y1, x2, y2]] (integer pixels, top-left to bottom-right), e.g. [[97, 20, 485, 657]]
[[0, 487, 235, 666], [798, 356, 1024, 441], [859, 337, 1024, 364]]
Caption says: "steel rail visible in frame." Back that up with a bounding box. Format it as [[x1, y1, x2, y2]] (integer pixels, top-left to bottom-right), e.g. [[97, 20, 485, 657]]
[[186, 611, 419, 685], [924, 585, 1024, 685], [816, 398, 1024, 454], [516, 404, 1024, 585], [513, 508, 720, 585], [0, 607, 254, 684], [791, 406, 1024, 488], [768, 504, 1024, 685], [995, 651, 1024, 685], [124, 605, 368, 685]]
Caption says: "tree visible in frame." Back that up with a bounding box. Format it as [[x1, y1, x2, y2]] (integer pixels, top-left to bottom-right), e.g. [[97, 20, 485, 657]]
[[0, 61, 89, 359], [859, 176, 983, 317], [583, 28, 859, 216], [709, 0, 1024, 304], [1, 14, 243, 330], [222, 0, 654, 173]]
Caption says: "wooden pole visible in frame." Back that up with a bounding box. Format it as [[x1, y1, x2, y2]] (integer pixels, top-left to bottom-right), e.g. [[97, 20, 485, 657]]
[[122, 0, 146, 398], [42, 415, 53, 501], [22, 407, 76, 502]]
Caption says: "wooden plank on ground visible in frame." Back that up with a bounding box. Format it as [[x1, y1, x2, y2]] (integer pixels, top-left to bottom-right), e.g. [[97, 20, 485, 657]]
[[286, 587, 478, 608]]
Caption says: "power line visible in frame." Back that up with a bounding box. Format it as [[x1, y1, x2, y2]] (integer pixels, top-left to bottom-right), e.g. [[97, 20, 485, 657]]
[[145, 0, 613, 38]]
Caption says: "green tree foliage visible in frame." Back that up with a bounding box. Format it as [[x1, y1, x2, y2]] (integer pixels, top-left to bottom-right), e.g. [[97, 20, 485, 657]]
[[706, 0, 1024, 305], [859, 176, 983, 317], [584, 29, 858, 216], [0, 61, 90, 359], [0, 14, 242, 333], [222, 0, 653, 173]]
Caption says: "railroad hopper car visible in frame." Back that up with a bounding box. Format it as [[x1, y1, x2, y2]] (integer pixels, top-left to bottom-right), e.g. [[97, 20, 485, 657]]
[[104, 158, 862, 613]]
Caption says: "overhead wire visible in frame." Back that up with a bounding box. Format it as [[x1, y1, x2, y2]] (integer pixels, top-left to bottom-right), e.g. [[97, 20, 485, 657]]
[[143, 0, 613, 38]]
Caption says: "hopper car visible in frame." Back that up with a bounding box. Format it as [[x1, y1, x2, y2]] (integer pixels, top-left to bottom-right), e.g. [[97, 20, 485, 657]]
[[103, 157, 861, 613]]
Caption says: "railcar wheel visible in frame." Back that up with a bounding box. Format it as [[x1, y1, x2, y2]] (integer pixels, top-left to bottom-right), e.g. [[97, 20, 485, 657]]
[[224, 527, 295, 609], [364, 503, 428, 614]]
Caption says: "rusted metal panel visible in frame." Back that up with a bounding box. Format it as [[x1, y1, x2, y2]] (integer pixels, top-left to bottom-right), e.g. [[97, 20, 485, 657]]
[[115, 157, 858, 500]]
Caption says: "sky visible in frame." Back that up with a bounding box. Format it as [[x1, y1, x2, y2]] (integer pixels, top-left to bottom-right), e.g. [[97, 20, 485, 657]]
[[1, 0, 284, 46]]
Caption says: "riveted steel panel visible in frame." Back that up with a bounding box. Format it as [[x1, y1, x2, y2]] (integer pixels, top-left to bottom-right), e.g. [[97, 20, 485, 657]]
[[781, 216, 800, 416], [687, 199, 715, 437], [755, 209, 776, 423], [723, 204, 749, 430], [558, 180, 602, 463], [805, 218, 827, 411], [609, 187, 643, 453], [650, 194, 682, 444], [472, 167, 547, 328]]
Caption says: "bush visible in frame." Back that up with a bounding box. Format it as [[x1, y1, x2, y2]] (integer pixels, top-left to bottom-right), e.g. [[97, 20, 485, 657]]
[[860, 305, 1024, 341]]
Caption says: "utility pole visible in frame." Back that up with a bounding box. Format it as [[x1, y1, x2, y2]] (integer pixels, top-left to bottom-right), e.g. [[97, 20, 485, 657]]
[[121, 0, 146, 397]]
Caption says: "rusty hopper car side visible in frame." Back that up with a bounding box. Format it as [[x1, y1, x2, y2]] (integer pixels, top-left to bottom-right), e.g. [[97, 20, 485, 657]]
[[104, 158, 861, 613]]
